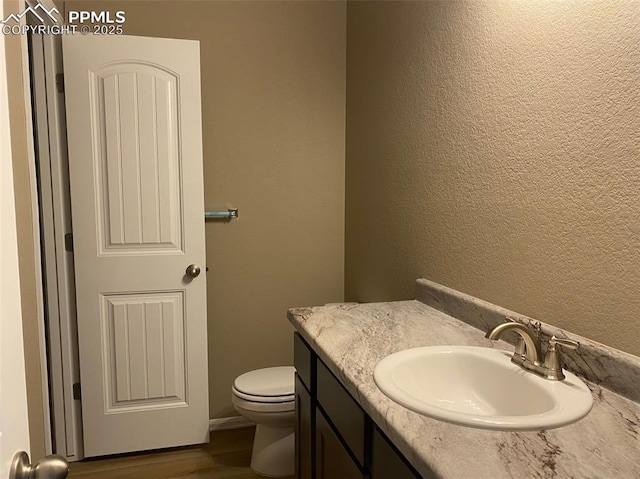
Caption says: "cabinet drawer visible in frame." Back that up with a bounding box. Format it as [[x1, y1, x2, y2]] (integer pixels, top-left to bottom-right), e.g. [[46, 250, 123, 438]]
[[371, 427, 422, 479], [294, 332, 314, 392], [316, 360, 366, 466]]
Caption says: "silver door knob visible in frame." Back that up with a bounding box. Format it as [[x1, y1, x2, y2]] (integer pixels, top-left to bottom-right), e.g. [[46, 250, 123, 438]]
[[10, 451, 68, 479], [186, 264, 201, 278]]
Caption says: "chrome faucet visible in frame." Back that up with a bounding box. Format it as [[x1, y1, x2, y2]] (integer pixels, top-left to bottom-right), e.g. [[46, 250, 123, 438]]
[[485, 318, 579, 380]]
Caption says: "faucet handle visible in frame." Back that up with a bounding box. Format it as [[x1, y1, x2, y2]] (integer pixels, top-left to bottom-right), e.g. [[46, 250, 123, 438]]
[[549, 336, 579, 350], [543, 336, 579, 380]]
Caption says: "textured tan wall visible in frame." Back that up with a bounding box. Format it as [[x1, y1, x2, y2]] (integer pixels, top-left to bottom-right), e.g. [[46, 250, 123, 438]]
[[345, 1, 640, 356], [4, 3, 48, 458], [64, 0, 346, 418]]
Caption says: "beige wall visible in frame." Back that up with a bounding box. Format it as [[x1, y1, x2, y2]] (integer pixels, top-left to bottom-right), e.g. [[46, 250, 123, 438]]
[[5, 3, 48, 458], [346, 1, 640, 356], [64, 0, 346, 418]]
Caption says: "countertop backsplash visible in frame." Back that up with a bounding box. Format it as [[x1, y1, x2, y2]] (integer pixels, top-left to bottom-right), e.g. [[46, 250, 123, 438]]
[[415, 278, 640, 403]]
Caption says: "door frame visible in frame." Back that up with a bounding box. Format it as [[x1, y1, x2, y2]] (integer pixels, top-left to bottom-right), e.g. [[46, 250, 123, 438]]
[[30, 29, 83, 461], [9, 0, 62, 458], [1, 5, 32, 469]]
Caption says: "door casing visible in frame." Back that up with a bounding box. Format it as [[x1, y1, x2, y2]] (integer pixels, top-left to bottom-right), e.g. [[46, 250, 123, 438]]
[[1, 6, 32, 470], [30, 31, 83, 461], [7, 0, 60, 460]]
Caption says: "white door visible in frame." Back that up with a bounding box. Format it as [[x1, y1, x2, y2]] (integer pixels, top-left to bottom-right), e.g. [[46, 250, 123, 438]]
[[63, 35, 209, 457], [0, 28, 31, 477]]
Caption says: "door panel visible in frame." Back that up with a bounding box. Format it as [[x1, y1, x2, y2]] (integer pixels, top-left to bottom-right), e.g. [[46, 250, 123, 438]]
[[63, 34, 208, 457], [104, 293, 185, 408], [95, 64, 182, 252]]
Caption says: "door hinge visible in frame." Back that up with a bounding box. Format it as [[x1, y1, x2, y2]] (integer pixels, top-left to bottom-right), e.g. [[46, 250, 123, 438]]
[[55, 73, 64, 93], [73, 382, 81, 401], [64, 233, 73, 252]]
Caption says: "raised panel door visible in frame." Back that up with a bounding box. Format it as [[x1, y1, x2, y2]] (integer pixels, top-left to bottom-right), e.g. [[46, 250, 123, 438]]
[[63, 34, 208, 457]]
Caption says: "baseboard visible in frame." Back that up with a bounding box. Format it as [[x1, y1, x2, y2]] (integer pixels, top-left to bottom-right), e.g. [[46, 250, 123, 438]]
[[209, 416, 254, 432]]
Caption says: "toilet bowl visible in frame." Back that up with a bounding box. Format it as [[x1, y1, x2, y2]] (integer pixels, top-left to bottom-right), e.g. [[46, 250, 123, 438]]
[[231, 366, 295, 477]]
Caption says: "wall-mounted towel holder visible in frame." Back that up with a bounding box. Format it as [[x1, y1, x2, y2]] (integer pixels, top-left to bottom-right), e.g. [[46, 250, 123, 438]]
[[205, 208, 238, 220]]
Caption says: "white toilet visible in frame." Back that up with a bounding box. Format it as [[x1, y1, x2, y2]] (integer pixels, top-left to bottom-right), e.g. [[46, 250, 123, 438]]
[[231, 366, 296, 477]]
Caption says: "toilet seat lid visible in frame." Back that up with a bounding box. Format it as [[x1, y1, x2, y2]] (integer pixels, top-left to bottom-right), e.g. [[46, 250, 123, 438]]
[[233, 366, 295, 398]]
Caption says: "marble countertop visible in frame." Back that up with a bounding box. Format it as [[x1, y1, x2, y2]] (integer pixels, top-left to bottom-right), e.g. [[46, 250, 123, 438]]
[[288, 298, 640, 478]]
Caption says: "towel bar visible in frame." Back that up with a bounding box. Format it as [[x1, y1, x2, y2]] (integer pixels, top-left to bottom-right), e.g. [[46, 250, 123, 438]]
[[205, 208, 238, 219]]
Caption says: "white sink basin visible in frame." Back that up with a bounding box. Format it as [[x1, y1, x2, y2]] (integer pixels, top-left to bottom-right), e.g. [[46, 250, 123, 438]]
[[373, 346, 593, 430]]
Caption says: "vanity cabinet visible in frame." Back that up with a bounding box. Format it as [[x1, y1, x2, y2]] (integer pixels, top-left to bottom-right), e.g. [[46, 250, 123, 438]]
[[294, 333, 423, 479]]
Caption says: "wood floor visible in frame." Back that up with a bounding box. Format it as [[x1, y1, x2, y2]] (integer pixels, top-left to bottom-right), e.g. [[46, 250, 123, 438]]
[[68, 426, 295, 479]]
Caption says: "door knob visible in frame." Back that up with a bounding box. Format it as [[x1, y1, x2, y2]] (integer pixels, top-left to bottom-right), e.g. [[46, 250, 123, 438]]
[[10, 451, 68, 479], [186, 264, 201, 278]]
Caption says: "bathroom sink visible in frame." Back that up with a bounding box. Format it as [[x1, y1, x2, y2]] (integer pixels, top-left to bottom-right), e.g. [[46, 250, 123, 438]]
[[373, 346, 593, 430]]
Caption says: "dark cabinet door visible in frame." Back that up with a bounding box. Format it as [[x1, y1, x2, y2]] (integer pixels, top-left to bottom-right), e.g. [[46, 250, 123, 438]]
[[294, 332, 314, 392], [371, 427, 422, 479], [316, 361, 366, 466], [315, 409, 364, 479], [295, 374, 313, 479]]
